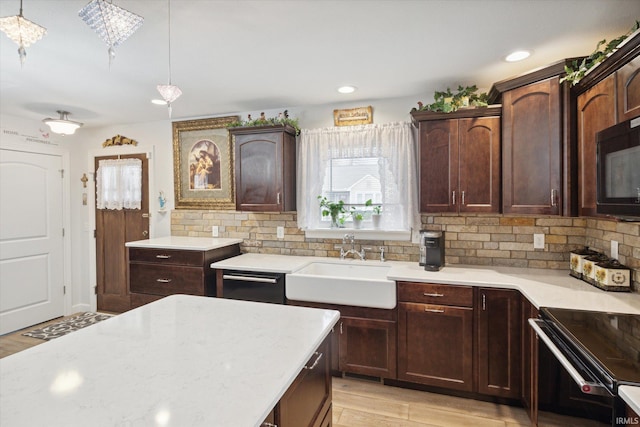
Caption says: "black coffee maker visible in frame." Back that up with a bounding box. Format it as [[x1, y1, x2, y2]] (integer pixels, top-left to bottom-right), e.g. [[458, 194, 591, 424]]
[[422, 231, 445, 271]]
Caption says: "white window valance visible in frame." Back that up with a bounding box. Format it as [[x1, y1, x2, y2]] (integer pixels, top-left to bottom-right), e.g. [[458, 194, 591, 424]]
[[297, 122, 420, 232], [96, 158, 142, 210]]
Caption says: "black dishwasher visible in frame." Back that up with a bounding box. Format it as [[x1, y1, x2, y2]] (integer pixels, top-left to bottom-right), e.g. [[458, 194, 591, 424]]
[[221, 270, 286, 304]]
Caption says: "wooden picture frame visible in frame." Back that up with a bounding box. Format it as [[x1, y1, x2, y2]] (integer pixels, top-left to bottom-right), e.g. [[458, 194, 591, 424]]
[[333, 106, 373, 126], [172, 116, 239, 209]]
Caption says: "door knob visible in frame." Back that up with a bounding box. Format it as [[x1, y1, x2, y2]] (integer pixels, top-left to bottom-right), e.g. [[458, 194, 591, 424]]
[[142, 230, 148, 237]]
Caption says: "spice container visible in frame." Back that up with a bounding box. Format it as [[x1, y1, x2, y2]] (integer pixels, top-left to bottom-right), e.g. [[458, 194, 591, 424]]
[[582, 253, 609, 286], [593, 259, 631, 292], [569, 247, 598, 279]]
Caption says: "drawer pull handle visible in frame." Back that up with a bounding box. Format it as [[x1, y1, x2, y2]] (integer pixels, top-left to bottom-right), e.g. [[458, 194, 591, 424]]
[[156, 278, 172, 283], [425, 308, 445, 313], [423, 292, 444, 297], [155, 255, 172, 259], [222, 274, 277, 284], [304, 352, 323, 370]]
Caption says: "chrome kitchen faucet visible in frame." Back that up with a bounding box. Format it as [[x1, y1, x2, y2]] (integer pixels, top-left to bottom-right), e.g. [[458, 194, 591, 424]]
[[340, 233, 367, 261]]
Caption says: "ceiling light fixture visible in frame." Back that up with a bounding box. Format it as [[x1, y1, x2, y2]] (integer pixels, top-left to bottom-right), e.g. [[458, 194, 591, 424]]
[[0, 0, 46, 66], [78, 0, 144, 66], [156, 0, 182, 118], [43, 111, 83, 136], [338, 85, 357, 94], [505, 50, 531, 62]]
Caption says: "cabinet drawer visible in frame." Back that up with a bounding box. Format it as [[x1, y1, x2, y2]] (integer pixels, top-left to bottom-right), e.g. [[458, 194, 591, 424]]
[[129, 264, 204, 296], [128, 248, 203, 266], [398, 282, 473, 307]]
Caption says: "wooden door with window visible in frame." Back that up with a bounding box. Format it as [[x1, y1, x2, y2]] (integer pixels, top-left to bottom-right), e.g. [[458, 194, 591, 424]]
[[95, 153, 149, 312]]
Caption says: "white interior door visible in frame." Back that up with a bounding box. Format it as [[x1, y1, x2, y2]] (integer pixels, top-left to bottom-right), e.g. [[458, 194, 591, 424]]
[[0, 149, 64, 334]]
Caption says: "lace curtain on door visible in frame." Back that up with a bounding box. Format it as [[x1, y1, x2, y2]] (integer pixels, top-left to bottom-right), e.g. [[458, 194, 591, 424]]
[[96, 158, 142, 210]]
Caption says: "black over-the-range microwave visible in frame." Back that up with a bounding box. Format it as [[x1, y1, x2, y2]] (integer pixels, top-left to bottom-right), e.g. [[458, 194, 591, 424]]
[[596, 116, 640, 219]]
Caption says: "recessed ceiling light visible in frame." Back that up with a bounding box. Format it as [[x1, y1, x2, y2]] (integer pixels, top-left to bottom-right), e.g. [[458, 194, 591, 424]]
[[505, 50, 531, 62], [337, 85, 357, 94], [151, 99, 167, 105]]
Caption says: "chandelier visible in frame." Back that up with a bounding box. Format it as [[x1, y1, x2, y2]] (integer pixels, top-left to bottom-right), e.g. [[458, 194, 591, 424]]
[[78, 0, 144, 65], [0, 0, 46, 66], [43, 111, 83, 136], [157, 0, 182, 117]]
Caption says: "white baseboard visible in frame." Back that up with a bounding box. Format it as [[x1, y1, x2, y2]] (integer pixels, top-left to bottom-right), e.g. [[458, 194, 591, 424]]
[[70, 303, 92, 314]]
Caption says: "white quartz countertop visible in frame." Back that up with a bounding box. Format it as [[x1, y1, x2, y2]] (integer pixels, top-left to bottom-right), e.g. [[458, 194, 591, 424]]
[[211, 253, 313, 273], [620, 386, 640, 416], [212, 254, 640, 314], [0, 295, 340, 427], [125, 236, 242, 251]]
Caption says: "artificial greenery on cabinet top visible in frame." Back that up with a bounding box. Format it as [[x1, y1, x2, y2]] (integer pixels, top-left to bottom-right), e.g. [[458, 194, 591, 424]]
[[560, 20, 639, 86], [411, 85, 489, 113], [228, 110, 301, 135]]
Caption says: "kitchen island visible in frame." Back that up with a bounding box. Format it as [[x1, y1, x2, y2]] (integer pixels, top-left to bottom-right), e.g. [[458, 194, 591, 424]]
[[0, 295, 340, 426]]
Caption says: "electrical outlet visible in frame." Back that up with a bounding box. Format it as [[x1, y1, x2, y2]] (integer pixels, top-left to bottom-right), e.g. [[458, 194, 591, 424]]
[[277, 226, 285, 239], [611, 240, 619, 260], [212, 226, 219, 237], [533, 233, 545, 249]]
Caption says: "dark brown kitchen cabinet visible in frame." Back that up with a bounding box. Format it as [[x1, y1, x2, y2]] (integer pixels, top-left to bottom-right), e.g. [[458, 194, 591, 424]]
[[521, 295, 539, 422], [476, 288, 521, 399], [127, 244, 240, 308], [575, 34, 639, 216], [287, 300, 397, 379], [616, 55, 640, 121], [275, 335, 331, 427], [397, 282, 474, 392], [338, 316, 397, 379], [230, 124, 297, 212], [576, 75, 617, 217], [502, 77, 563, 215], [412, 108, 501, 213], [490, 59, 578, 216]]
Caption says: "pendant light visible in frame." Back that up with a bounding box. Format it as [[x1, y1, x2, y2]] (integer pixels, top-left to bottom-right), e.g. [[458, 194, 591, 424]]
[[156, 0, 182, 117], [0, 0, 46, 66], [78, 0, 144, 66]]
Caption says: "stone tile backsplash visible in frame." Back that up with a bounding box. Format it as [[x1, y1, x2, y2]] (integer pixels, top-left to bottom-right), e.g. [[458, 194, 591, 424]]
[[171, 211, 640, 291]]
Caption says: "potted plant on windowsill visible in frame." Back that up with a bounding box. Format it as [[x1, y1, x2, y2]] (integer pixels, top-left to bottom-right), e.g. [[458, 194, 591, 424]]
[[366, 199, 383, 229], [318, 196, 345, 228], [350, 208, 364, 229]]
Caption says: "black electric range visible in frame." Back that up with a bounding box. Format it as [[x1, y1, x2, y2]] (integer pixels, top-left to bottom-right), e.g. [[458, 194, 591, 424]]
[[539, 307, 640, 393]]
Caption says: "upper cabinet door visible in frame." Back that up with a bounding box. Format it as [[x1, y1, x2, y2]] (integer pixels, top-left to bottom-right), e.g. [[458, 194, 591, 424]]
[[235, 136, 282, 211], [616, 55, 640, 122], [458, 117, 501, 213], [502, 77, 562, 215], [577, 74, 616, 217], [419, 120, 458, 213], [231, 125, 297, 212]]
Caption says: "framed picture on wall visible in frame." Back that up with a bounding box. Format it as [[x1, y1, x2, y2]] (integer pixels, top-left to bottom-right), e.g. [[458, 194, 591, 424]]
[[172, 116, 239, 209]]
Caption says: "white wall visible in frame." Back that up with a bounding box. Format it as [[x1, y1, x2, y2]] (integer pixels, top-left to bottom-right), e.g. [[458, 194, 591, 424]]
[[1, 94, 418, 311]]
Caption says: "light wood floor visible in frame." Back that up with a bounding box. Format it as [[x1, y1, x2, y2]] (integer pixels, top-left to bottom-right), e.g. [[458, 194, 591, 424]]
[[2, 316, 595, 427]]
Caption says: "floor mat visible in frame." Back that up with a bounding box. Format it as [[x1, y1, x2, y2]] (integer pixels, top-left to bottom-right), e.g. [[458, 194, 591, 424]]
[[21, 312, 114, 341]]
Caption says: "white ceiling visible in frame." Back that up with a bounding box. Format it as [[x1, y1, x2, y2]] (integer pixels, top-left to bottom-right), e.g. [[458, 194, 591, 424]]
[[1, 0, 639, 130]]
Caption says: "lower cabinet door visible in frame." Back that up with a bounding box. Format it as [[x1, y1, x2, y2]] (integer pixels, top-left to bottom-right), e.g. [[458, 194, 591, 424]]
[[338, 316, 397, 379], [398, 302, 473, 391], [476, 288, 521, 399], [277, 336, 331, 427]]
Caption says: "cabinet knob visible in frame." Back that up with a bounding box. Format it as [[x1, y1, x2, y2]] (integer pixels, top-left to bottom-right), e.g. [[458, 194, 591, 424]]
[[276, 192, 281, 205], [461, 191, 465, 206], [156, 278, 172, 283], [550, 189, 557, 207], [452, 190, 456, 205], [425, 308, 445, 313]]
